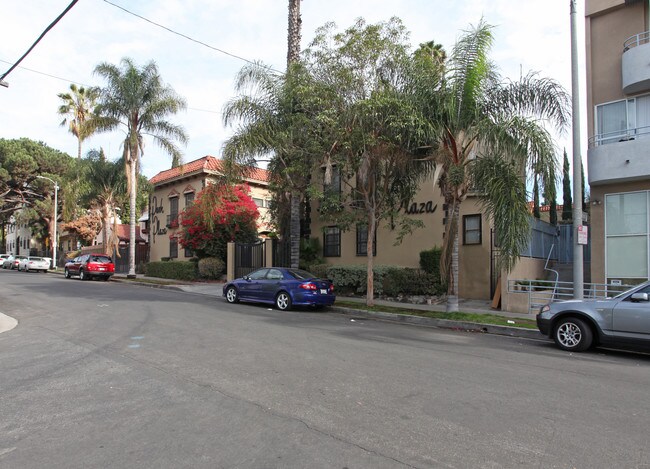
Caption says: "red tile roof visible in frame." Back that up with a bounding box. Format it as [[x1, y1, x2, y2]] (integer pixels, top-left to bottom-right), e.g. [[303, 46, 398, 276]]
[[115, 224, 145, 242], [526, 201, 564, 213], [149, 155, 269, 186]]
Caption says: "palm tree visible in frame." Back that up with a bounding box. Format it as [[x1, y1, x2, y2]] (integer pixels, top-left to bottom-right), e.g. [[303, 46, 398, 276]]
[[285, 0, 302, 268], [93, 58, 188, 277], [222, 63, 314, 270], [57, 84, 100, 159], [82, 149, 126, 257], [425, 21, 570, 312]]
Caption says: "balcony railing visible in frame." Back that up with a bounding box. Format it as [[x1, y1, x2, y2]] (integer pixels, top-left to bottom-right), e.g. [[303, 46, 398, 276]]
[[623, 30, 650, 52], [166, 214, 179, 228], [588, 124, 650, 148]]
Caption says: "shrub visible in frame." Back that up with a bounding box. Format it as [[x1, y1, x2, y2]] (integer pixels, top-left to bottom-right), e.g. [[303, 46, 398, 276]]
[[381, 268, 444, 297], [309, 263, 330, 280], [145, 261, 197, 281], [198, 257, 225, 279], [419, 247, 442, 275], [177, 183, 259, 262], [299, 238, 325, 271], [312, 264, 446, 297]]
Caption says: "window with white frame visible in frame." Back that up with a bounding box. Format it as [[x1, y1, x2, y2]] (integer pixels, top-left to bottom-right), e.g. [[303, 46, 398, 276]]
[[595, 95, 650, 145], [463, 214, 482, 245], [605, 191, 649, 284]]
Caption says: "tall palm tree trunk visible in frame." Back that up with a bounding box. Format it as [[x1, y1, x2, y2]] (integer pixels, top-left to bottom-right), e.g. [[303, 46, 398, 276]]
[[446, 201, 460, 313], [128, 157, 137, 278], [287, 0, 302, 270], [290, 190, 300, 268], [287, 0, 301, 64]]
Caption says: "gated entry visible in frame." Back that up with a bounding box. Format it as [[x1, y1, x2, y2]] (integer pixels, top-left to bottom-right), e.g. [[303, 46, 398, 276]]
[[229, 238, 292, 280], [234, 240, 266, 279]]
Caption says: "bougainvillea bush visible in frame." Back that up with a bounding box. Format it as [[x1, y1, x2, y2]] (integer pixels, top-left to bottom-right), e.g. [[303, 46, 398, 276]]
[[176, 183, 259, 261]]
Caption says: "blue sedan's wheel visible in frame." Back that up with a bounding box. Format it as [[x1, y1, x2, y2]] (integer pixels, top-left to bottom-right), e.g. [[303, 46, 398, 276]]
[[225, 286, 239, 303], [275, 292, 292, 311]]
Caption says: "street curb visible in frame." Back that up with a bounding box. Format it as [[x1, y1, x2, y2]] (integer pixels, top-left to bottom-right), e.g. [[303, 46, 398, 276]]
[[0, 312, 18, 334], [103, 276, 544, 340], [330, 306, 545, 340], [109, 277, 186, 292]]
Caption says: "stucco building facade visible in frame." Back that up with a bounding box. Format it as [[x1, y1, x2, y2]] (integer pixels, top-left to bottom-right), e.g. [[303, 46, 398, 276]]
[[586, 0, 650, 284], [308, 168, 497, 301], [148, 156, 271, 262]]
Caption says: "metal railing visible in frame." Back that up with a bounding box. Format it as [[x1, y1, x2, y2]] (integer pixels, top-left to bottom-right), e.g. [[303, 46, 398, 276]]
[[623, 30, 650, 51], [508, 279, 636, 315], [588, 125, 650, 148], [166, 214, 179, 228]]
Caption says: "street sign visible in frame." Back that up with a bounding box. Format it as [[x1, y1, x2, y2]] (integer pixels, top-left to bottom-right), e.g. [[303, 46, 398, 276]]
[[577, 225, 588, 245]]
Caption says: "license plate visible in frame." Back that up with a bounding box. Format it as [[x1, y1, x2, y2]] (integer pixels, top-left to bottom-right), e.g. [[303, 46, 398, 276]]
[[320, 289, 327, 295], [99, 267, 105, 271]]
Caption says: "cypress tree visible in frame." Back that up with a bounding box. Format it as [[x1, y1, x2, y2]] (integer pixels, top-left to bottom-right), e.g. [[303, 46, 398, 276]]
[[533, 177, 541, 219]]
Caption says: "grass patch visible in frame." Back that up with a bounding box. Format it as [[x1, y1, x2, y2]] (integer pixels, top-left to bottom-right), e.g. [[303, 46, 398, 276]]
[[334, 300, 538, 329]]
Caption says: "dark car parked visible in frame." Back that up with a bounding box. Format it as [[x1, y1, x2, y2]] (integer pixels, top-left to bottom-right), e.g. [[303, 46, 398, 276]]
[[223, 267, 335, 311], [64, 254, 115, 281], [537, 281, 650, 352]]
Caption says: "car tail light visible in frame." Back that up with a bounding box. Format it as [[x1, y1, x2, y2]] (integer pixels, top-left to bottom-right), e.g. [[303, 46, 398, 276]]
[[329, 284, 334, 293], [300, 282, 317, 291]]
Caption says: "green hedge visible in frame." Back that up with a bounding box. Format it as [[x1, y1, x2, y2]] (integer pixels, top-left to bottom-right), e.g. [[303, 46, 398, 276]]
[[144, 261, 197, 281], [308, 264, 445, 297], [419, 247, 442, 275]]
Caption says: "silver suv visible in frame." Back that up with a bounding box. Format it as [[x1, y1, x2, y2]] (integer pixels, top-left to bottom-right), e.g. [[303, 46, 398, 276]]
[[537, 281, 650, 352]]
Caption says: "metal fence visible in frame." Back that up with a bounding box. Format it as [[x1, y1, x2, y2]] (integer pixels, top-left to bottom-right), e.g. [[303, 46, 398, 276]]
[[234, 240, 266, 279], [519, 219, 590, 264], [508, 279, 635, 314]]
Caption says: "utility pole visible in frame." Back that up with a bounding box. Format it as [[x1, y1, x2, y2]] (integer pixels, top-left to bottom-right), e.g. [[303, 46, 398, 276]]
[[37, 176, 59, 270], [570, 0, 584, 299]]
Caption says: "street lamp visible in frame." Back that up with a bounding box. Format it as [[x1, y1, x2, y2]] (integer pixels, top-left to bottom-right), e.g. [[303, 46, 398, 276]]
[[37, 176, 59, 270]]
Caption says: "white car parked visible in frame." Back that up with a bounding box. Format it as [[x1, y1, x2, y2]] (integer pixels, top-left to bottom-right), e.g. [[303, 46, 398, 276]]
[[18, 256, 52, 273]]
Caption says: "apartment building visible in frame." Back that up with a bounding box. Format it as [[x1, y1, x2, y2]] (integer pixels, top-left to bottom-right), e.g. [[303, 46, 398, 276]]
[[148, 156, 271, 262], [586, 0, 650, 284]]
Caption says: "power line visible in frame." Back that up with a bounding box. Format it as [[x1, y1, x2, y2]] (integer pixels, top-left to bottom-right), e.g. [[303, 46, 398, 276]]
[[102, 0, 284, 75], [0, 59, 91, 86], [0, 0, 80, 84], [0, 59, 222, 115]]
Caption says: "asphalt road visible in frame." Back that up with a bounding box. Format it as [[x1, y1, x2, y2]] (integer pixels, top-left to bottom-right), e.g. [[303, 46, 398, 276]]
[[1, 269, 649, 469]]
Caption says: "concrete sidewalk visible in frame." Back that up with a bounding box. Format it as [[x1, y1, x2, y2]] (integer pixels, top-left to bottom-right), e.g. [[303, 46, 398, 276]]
[[110, 274, 544, 340]]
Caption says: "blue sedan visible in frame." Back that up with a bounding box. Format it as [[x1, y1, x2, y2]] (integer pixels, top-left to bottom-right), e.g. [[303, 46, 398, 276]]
[[223, 267, 335, 311]]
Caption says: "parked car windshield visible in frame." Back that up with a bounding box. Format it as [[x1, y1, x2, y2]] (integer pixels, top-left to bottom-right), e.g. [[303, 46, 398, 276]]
[[286, 269, 316, 280], [90, 255, 112, 263], [30, 257, 43, 261], [612, 282, 650, 299]]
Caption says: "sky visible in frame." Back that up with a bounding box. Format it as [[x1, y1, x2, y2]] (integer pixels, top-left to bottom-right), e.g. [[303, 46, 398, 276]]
[[0, 0, 586, 180]]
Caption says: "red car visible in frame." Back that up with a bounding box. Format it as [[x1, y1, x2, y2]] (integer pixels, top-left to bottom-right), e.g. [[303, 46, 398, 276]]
[[64, 254, 115, 281]]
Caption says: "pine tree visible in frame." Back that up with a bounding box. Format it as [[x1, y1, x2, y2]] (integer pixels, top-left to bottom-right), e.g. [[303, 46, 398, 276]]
[[562, 149, 572, 221]]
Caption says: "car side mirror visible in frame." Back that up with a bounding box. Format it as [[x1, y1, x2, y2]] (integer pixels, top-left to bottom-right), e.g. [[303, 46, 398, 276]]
[[630, 292, 649, 302], [243, 276, 250, 281]]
